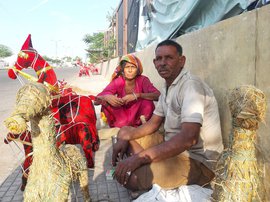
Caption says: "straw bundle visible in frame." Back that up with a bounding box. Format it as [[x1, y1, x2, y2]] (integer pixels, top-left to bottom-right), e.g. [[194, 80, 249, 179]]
[[212, 85, 267, 202], [4, 82, 91, 202], [228, 85, 266, 130], [4, 82, 51, 135]]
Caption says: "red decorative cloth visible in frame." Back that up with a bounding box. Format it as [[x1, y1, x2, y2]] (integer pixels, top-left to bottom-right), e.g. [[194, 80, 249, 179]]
[[55, 123, 98, 168], [8, 34, 59, 92], [51, 94, 99, 167]]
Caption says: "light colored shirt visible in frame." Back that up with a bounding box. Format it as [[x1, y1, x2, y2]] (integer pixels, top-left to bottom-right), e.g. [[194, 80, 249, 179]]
[[154, 68, 224, 170]]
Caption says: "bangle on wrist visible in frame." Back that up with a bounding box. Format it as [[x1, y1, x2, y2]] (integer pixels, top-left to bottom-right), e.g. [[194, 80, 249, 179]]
[[132, 92, 138, 100]]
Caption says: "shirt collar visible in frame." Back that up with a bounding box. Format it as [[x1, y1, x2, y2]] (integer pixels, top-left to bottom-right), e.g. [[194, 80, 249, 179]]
[[171, 67, 188, 86], [161, 67, 188, 93]]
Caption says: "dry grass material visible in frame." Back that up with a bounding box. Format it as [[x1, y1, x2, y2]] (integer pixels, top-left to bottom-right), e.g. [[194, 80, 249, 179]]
[[212, 85, 267, 202], [228, 85, 267, 130], [4, 82, 91, 202]]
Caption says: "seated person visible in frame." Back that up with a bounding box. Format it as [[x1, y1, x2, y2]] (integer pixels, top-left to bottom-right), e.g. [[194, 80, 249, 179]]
[[112, 40, 224, 197], [94, 54, 160, 128]]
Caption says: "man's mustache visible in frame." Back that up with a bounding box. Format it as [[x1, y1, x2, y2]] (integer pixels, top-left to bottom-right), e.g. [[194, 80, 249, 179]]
[[158, 65, 167, 71]]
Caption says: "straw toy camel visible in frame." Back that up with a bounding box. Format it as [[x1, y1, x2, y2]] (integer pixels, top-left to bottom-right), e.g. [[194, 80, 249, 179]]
[[7, 34, 99, 169], [4, 82, 91, 202], [213, 85, 267, 201]]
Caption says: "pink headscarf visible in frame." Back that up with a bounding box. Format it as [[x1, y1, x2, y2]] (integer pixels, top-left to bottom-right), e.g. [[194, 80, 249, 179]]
[[111, 54, 143, 81]]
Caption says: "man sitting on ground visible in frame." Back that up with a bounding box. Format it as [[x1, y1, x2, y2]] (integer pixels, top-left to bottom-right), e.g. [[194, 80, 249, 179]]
[[111, 40, 224, 197]]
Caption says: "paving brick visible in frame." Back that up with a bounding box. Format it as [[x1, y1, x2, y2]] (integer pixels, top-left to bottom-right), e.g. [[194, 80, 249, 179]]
[[5, 190, 17, 196], [8, 185, 19, 191], [12, 193, 23, 201], [0, 185, 9, 192], [0, 137, 131, 202], [1, 196, 13, 202]]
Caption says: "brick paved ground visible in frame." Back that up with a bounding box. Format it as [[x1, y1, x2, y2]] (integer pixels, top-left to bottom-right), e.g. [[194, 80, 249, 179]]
[[0, 139, 131, 202]]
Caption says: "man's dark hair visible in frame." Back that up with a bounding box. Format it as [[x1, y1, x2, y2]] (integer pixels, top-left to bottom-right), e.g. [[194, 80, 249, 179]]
[[155, 39, 183, 55]]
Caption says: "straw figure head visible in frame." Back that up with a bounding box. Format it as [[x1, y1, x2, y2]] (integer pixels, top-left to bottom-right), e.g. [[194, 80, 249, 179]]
[[228, 85, 267, 130], [4, 82, 51, 135], [212, 85, 267, 201]]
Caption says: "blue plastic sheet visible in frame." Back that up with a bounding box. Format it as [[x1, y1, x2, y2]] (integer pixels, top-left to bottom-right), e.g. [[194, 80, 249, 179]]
[[136, 0, 255, 51]]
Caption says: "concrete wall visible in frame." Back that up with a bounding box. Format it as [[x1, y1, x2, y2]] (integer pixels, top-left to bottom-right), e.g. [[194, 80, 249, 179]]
[[98, 5, 270, 197]]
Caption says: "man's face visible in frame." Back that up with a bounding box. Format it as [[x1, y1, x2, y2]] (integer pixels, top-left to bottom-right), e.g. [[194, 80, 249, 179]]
[[153, 45, 185, 82]]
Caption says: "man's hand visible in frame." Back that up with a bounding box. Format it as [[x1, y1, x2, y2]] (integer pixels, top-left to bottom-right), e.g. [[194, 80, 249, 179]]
[[112, 126, 136, 166], [114, 154, 142, 185], [112, 139, 129, 166], [117, 126, 136, 140]]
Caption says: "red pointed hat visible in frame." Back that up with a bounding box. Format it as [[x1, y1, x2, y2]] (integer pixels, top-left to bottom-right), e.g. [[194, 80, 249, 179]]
[[21, 34, 33, 50], [8, 34, 33, 79]]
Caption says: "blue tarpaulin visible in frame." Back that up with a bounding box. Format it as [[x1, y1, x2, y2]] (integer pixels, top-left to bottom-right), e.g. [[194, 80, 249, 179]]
[[135, 0, 256, 51]]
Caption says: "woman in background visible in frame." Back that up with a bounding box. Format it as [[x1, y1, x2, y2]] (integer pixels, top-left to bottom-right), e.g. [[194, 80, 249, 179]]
[[95, 54, 160, 128]]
